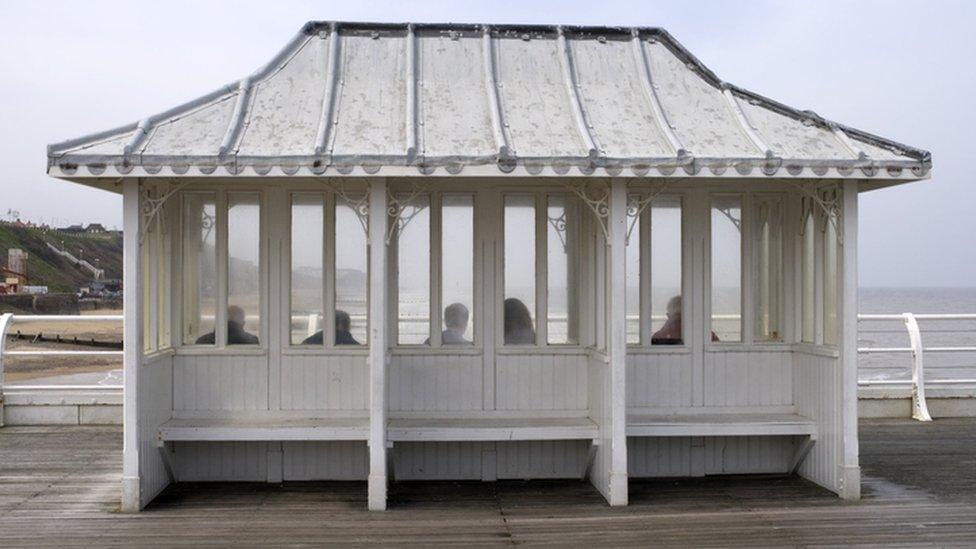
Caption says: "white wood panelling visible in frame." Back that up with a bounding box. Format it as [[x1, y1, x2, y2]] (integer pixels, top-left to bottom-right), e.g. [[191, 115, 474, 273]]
[[626, 352, 693, 408], [282, 441, 368, 480], [139, 356, 173, 505], [794, 350, 841, 492], [393, 441, 588, 480], [389, 354, 482, 412], [280, 354, 368, 411], [495, 353, 588, 411], [703, 350, 792, 407], [173, 354, 268, 411], [703, 436, 793, 474], [628, 437, 693, 477], [173, 441, 269, 481]]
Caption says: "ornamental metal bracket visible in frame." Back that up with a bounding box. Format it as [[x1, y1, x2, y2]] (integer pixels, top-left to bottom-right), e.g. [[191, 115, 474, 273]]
[[791, 181, 843, 245], [547, 210, 568, 253], [625, 180, 672, 245], [140, 178, 189, 244], [386, 181, 429, 245], [561, 180, 610, 243], [326, 179, 371, 242]]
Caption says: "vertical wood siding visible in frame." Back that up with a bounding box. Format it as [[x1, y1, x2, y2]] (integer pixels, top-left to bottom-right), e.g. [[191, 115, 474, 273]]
[[140, 356, 173, 503], [703, 351, 793, 407], [393, 441, 588, 481], [388, 354, 483, 412], [626, 353, 693, 408], [280, 355, 368, 411], [495, 353, 588, 411], [174, 441, 269, 481], [173, 355, 268, 411], [794, 350, 841, 492], [282, 441, 368, 480]]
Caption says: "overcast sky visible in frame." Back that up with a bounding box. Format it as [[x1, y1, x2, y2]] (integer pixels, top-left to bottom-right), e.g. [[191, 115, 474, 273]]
[[0, 0, 971, 287]]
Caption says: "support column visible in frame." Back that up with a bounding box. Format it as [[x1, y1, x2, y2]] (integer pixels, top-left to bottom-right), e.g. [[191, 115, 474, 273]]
[[838, 180, 861, 499], [607, 178, 629, 505], [367, 178, 389, 510], [121, 179, 144, 512]]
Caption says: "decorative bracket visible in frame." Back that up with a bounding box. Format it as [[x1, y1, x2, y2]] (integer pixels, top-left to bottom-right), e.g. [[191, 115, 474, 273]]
[[386, 181, 429, 245], [791, 181, 843, 245], [560, 180, 610, 243], [625, 180, 672, 245], [547, 210, 568, 253], [324, 179, 371, 243], [140, 179, 189, 244]]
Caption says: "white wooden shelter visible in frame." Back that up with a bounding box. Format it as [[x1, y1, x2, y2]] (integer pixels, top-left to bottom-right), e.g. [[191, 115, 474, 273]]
[[47, 21, 930, 511]]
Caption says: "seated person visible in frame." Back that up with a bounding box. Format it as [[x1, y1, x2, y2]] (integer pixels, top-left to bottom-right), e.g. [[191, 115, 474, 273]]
[[302, 310, 361, 345], [650, 295, 719, 344], [504, 298, 536, 345], [425, 302, 471, 345], [195, 305, 260, 345]]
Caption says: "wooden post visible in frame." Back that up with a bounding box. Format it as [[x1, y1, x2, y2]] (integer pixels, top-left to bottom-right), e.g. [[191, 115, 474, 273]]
[[839, 180, 861, 499], [367, 178, 389, 510], [121, 179, 144, 512], [607, 178, 629, 505]]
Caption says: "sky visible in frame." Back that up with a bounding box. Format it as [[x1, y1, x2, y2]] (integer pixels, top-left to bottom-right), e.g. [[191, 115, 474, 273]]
[[0, 0, 972, 287]]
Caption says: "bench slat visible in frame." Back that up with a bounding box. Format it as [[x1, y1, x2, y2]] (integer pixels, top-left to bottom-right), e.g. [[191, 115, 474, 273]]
[[158, 418, 370, 442], [627, 413, 816, 438], [388, 417, 599, 442]]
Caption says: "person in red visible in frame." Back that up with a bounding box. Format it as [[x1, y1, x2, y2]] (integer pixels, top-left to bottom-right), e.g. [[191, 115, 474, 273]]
[[651, 295, 719, 344]]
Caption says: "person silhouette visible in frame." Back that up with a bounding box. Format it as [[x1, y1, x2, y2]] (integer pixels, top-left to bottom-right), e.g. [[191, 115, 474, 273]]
[[503, 298, 536, 345], [424, 302, 470, 345], [195, 305, 259, 345], [301, 310, 360, 345]]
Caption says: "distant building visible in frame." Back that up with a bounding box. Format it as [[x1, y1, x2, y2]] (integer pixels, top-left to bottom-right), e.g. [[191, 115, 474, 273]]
[[60, 224, 86, 234], [86, 223, 107, 234]]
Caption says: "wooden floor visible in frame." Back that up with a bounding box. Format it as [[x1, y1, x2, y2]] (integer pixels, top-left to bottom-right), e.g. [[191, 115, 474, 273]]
[[1, 419, 975, 547]]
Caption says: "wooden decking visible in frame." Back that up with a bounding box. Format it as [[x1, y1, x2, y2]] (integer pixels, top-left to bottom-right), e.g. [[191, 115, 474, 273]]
[[1, 419, 975, 547]]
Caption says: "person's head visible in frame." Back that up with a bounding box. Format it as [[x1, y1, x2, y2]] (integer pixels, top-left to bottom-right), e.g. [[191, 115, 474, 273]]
[[335, 310, 351, 332], [228, 305, 246, 327], [666, 295, 682, 318], [504, 298, 533, 333], [444, 303, 469, 333]]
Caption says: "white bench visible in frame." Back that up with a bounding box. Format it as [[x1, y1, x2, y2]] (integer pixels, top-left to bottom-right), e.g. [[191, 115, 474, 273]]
[[626, 413, 817, 473], [158, 417, 370, 442], [387, 417, 599, 442]]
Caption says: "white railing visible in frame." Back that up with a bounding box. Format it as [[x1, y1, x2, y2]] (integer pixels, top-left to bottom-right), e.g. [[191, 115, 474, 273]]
[[858, 313, 976, 422], [0, 313, 123, 426]]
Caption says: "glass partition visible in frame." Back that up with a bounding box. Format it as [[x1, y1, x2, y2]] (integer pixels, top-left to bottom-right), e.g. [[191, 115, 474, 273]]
[[710, 196, 742, 342], [625, 204, 641, 344], [754, 196, 783, 342], [824, 209, 839, 345], [801, 210, 816, 343], [547, 195, 578, 345], [397, 195, 431, 345], [182, 193, 216, 345], [290, 195, 324, 345], [504, 195, 536, 345], [650, 197, 683, 345], [227, 193, 261, 345], [335, 198, 368, 345], [441, 195, 474, 344]]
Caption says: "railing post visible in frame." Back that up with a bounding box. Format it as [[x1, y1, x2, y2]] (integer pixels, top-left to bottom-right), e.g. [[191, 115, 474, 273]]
[[902, 312, 932, 421], [0, 313, 13, 427]]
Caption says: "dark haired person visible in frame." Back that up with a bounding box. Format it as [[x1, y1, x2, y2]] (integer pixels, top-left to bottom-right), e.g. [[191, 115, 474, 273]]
[[503, 297, 536, 345], [301, 310, 360, 345]]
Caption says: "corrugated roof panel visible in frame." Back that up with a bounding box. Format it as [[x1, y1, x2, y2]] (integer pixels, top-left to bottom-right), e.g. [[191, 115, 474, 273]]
[[329, 31, 408, 158], [418, 32, 496, 160], [571, 37, 672, 159], [237, 36, 328, 157], [494, 35, 587, 159], [141, 95, 237, 157], [644, 41, 758, 158], [737, 98, 854, 160]]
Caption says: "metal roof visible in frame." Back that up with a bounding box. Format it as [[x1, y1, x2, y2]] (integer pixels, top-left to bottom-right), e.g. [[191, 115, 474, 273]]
[[47, 21, 931, 179]]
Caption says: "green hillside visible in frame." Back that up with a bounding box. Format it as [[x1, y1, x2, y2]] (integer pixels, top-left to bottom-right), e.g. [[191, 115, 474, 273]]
[[0, 224, 122, 292]]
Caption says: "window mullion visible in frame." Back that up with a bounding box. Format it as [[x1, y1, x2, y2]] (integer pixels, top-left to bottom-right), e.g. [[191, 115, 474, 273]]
[[430, 192, 442, 347], [536, 192, 548, 347], [215, 191, 229, 348], [324, 191, 336, 349], [639, 197, 652, 348]]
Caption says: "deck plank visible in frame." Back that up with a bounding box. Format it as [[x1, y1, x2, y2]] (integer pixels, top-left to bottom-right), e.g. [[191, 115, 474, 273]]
[[1, 419, 975, 546]]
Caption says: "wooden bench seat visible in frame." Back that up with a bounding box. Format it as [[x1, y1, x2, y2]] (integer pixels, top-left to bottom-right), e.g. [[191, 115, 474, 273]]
[[387, 417, 599, 442], [627, 413, 817, 473], [627, 413, 817, 438], [158, 417, 370, 442]]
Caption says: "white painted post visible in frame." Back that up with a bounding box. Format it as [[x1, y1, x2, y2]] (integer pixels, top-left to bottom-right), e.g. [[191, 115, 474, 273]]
[[607, 178, 629, 505], [838, 180, 861, 500], [367, 178, 389, 511], [0, 313, 12, 427], [121, 179, 144, 512], [903, 312, 933, 421]]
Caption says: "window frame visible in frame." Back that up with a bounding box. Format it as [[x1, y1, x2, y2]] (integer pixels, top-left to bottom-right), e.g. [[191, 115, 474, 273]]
[[751, 192, 786, 344], [706, 193, 745, 346]]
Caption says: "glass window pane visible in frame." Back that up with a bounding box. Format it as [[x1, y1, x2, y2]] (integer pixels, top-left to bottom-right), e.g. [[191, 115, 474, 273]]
[[650, 197, 683, 345], [754, 197, 783, 342], [335, 198, 368, 345], [711, 197, 741, 342], [547, 196, 578, 345], [157, 219, 171, 350], [227, 193, 261, 345], [441, 195, 474, 345], [397, 195, 430, 345], [504, 196, 536, 345], [291, 195, 324, 345], [802, 212, 816, 343], [824, 213, 838, 345], [142, 225, 152, 352], [182, 194, 216, 345], [625, 203, 640, 345]]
